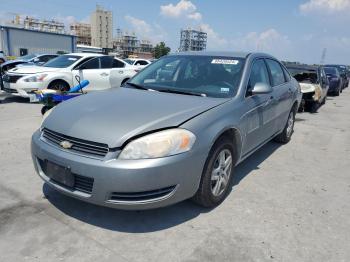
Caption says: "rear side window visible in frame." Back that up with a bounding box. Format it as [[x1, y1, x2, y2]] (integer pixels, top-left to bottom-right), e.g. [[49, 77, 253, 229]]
[[100, 56, 114, 69], [282, 66, 291, 82], [266, 59, 286, 86], [112, 59, 125, 68], [136, 60, 149, 66], [248, 59, 270, 92]]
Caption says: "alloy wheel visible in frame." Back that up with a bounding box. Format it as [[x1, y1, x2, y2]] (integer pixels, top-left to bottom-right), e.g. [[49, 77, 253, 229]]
[[211, 149, 233, 197], [286, 111, 295, 138]]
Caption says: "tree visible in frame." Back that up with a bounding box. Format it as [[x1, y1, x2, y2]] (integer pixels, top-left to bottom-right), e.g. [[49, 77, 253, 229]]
[[153, 42, 171, 59]]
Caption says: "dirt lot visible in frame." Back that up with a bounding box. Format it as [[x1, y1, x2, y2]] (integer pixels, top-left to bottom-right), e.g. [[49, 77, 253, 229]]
[[0, 89, 349, 262]]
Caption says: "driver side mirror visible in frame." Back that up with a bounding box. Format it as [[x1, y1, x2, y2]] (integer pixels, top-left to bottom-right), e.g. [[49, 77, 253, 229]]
[[251, 82, 273, 95]]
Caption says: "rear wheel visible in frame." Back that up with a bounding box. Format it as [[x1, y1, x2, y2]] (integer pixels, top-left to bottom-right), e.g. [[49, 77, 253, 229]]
[[335, 88, 340, 96], [48, 80, 70, 92], [274, 107, 296, 144], [192, 137, 235, 208]]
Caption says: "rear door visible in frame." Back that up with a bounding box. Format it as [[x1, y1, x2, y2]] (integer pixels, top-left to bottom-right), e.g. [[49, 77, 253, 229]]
[[319, 67, 329, 99], [265, 59, 293, 132]]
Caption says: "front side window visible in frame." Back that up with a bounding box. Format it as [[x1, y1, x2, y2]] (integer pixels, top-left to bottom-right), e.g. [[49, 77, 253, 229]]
[[128, 55, 245, 98], [79, 57, 100, 70], [247, 59, 270, 93], [44, 55, 82, 68], [266, 59, 286, 86]]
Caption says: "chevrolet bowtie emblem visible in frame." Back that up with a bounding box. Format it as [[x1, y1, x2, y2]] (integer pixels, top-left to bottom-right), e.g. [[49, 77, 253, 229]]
[[60, 140, 73, 149]]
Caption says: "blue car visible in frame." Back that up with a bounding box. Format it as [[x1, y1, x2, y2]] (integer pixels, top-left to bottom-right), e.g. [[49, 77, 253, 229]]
[[324, 66, 342, 96]]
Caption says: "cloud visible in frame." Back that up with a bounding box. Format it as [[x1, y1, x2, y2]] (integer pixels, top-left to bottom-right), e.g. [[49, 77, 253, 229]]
[[124, 15, 167, 43], [199, 23, 228, 48], [229, 29, 292, 59], [300, 0, 350, 14], [160, 0, 202, 21], [125, 15, 152, 34], [187, 12, 202, 21]]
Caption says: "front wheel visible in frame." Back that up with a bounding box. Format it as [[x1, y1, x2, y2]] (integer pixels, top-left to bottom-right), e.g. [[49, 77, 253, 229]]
[[274, 108, 296, 144], [192, 137, 235, 208], [48, 80, 70, 92]]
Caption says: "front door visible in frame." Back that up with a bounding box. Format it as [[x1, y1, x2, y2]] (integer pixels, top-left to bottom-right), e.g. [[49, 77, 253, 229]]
[[241, 59, 277, 155], [72, 57, 111, 91]]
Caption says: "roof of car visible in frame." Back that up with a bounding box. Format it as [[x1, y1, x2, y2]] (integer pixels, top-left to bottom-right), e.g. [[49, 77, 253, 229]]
[[172, 51, 252, 58], [284, 63, 318, 71], [66, 53, 104, 57]]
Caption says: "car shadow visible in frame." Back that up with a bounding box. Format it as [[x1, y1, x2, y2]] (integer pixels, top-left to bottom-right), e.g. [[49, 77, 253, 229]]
[[0, 95, 29, 104], [43, 141, 281, 233]]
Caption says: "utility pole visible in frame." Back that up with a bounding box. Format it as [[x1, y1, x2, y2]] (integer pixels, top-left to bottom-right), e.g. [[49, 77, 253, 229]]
[[320, 48, 327, 65]]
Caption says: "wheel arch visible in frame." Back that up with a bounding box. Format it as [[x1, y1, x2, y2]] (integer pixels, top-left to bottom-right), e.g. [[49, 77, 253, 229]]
[[48, 78, 71, 89], [210, 127, 243, 165]]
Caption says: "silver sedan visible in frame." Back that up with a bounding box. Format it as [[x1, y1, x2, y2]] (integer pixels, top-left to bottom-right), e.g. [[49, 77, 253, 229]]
[[31, 51, 301, 210]]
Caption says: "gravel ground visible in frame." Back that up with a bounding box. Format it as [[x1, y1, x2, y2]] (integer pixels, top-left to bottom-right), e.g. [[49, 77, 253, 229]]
[[0, 89, 349, 262]]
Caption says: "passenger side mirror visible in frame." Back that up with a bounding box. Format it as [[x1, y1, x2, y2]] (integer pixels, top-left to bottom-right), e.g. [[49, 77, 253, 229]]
[[251, 82, 273, 95]]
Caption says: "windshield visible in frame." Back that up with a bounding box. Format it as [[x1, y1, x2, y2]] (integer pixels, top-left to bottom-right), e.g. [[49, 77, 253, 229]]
[[18, 54, 37, 61], [124, 59, 134, 65], [43, 55, 82, 68], [324, 67, 338, 76], [128, 55, 245, 98], [287, 67, 318, 84]]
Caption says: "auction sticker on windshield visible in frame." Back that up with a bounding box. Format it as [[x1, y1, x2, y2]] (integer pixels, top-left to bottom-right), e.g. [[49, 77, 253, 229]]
[[211, 59, 239, 65]]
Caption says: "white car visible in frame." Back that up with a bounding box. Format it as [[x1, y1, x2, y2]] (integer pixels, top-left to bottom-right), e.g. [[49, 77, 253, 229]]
[[2, 53, 137, 98], [124, 58, 151, 70]]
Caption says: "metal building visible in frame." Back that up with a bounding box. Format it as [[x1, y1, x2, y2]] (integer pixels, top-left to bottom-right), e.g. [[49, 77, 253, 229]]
[[179, 28, 207, 52], [0, 25, 77, 57]]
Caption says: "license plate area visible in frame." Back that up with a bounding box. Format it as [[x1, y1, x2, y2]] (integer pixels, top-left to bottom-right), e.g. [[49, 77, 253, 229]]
[[45, 160, 74, 188]]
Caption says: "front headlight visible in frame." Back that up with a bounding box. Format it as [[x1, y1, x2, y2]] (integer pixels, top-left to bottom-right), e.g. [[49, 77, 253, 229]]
[[24, 74, 48, 82], [119, 129, 196, 160]]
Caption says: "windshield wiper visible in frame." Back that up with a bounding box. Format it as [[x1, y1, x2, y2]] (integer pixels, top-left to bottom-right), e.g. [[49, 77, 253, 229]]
[[157, 88, 206, 97], [126, 82, 150, 90]]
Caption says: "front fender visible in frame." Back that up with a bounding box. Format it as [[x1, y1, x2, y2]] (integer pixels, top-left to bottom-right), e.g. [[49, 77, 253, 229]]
[[181, 101, 243, 164]]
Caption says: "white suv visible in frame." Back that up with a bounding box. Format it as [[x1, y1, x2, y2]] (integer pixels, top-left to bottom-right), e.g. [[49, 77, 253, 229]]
[[3, 53, 137, 98]]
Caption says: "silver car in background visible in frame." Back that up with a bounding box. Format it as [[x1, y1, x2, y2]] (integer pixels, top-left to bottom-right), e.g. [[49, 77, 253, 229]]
[[31, 51, 301, 210]]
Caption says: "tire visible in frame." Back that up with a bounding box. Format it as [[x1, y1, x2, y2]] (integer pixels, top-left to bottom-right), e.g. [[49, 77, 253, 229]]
[[335, 88, 340, 96], [121, 78, 130, 87], [310, 102, 319, 113], [192, 137, 235, 208], [274, 107, 296, 144], [48, 80, 70, 92], [41, 106, 49, 115]]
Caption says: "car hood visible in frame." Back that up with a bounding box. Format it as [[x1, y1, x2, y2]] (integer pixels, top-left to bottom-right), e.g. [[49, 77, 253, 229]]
[[8, 66, 61, 74], [1, 60, 27, 67], [43, 88, 230, 148]]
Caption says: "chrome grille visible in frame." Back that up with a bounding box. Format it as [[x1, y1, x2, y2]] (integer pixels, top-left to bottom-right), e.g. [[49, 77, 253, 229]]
[[3, 74, 23, 83], [42, 128, 109, 158], [109, 186, 176, 203]]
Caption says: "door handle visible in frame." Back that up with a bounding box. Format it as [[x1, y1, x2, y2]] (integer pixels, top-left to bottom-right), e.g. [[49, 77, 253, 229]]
[[100, 72, 109, 77]]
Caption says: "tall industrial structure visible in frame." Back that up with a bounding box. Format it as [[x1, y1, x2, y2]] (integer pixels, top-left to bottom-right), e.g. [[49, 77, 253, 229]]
[[10, 15, 66, 34], [91, 5, 113, 49], [70, 23, 91, 45], [179, 28, 207, 52], [113, 29, 154, 58]]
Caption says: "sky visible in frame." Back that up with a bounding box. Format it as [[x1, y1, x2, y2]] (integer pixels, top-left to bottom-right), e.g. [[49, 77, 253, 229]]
[[1, 0, 350, 64]]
